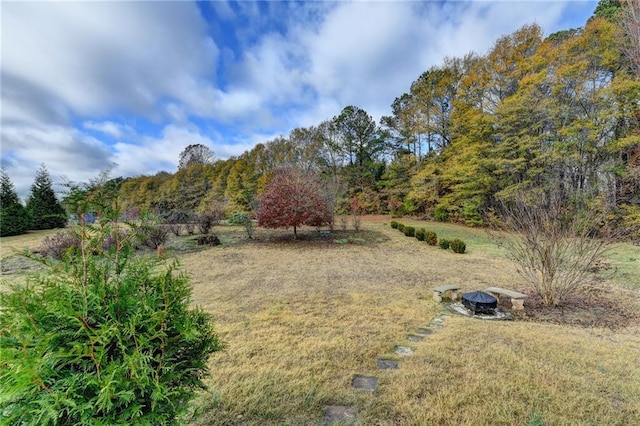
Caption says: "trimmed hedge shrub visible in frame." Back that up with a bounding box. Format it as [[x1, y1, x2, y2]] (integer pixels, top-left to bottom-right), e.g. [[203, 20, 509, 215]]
[[450, 238, 466, 254], [390, 220, 398, 229], [439, 239, 450, 250], [397, 223, 405, 232], [425, 231, 438, 246], [403, 226, 415, 237], [415, 228, 426, 241]]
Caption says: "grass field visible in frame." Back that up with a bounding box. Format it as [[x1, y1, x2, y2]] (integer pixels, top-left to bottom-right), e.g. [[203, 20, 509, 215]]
[[2, 217, 640, 425]]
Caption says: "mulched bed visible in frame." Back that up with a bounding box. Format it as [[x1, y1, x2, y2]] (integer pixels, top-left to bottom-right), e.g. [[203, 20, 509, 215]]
[[521, 287, 640, 330]]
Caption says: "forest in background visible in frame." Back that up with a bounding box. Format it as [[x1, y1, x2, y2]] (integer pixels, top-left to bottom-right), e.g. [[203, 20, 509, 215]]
[[110, 1, 639, 235]]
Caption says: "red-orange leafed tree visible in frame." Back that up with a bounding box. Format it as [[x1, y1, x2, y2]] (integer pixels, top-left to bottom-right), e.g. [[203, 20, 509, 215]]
[[257, 168, 332, 238]]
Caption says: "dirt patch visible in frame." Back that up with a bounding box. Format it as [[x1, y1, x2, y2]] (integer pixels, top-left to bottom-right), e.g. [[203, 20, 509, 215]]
[[522, 287, 640, 330]]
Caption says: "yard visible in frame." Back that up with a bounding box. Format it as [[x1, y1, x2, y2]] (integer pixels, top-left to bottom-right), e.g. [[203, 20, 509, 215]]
[[2, 216, 640, 425]]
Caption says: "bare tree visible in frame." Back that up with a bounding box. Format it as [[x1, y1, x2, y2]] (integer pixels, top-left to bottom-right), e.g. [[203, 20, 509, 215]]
[[494, 190, 612, 307], [178, 144, 215, 170]]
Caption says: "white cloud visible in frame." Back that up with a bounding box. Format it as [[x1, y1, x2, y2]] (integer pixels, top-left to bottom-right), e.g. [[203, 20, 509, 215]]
[[83, 121, 132, 139], [111, 124, 255, 179], [2, 1, 218, 122]]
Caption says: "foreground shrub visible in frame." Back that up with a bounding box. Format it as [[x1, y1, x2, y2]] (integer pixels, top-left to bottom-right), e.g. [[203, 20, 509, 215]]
[[450, 238, 466, 253], [397, 223, 405, 232], [0, 179, 223, 425], [390, 220, 398, 229], [415, 228, 426, 241], [439, 239, 450, 250], [404, 226, 415, 237], [425, 231, 438, 246]]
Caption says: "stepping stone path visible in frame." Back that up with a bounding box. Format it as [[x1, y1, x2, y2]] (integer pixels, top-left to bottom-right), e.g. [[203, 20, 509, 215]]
[[351, 375, 378, 392], [394, 345, 414, 356], [322, 405, 357, 425], [377, 359, 399, 370], [342, 312, 453, 423]]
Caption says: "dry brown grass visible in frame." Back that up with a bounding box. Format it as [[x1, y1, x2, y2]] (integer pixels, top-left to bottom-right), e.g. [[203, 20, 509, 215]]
[[2, 219, 639, 425], [178, 218, 640, 425]]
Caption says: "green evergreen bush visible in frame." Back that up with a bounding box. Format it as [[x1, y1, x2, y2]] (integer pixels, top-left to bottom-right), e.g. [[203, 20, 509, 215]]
[[390, 220, 398, 229], [227, 211, 251, 225], [450, 238, 467, 254], [26, 165, 67, 230], [439, 239, 450, 250], [397, 223, 405, 231], [0, 179, 223, 425], [1, 169, 30, 237], [425, 231, 438, 246], [403, 226, 415, 237], [415, 228, 426, 241], [434, 206, 449, 222]]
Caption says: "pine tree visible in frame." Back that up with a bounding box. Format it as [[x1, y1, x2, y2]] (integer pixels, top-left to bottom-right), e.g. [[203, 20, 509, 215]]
[[26, 164, 67, 230], [0, 169, 30, 237]]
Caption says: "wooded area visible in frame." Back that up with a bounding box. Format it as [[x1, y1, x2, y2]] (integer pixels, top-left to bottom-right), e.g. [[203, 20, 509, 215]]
[[113, 3, 639, 237]]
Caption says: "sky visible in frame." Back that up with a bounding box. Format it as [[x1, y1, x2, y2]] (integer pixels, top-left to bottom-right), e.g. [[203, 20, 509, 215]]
[[1, 0, 598, 199]]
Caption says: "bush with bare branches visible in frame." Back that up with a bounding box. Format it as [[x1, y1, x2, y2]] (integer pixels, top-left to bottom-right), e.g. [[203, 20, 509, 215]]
[[494, 191, 613, 307]]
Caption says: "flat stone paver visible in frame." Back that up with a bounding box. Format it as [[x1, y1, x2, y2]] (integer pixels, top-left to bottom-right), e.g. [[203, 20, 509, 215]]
[[432, 317, 444, 323], [394, 345, 414, 356], [377, 359, 400, 370], [416, 328, 432, 335], [407, 335, 424, 342], [323, 405, 357, 424], [429, 323, 444, 329], [351, 375, 378, 392]]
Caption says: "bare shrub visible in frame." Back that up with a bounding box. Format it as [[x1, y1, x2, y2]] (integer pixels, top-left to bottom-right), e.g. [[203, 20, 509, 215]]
[[163, 211, 190, 236], [195, 208, 223, 234], [39, 230, 81, 260], [494, 190, 612, 307], [138, 224, 170, 249]]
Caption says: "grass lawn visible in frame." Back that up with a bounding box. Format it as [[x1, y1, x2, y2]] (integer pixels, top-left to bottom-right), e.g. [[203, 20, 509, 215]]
[[2, 217, 639, 425]]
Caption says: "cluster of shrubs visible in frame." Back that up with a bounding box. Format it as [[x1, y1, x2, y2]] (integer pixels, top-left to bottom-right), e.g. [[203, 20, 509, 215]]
[[390, 221, 466, 254]]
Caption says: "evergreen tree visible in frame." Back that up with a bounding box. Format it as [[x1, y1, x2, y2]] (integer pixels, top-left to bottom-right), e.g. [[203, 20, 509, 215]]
[[0, 169, 30, 237], [26, 164, 67, 230]]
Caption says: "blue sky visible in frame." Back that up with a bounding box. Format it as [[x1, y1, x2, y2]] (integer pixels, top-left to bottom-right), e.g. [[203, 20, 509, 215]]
[[1, 0, 597, 198]]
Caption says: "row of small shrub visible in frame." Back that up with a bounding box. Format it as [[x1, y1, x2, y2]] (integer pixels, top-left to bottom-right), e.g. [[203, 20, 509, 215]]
[[390, 221, 466, 254], [439, 238, 466, 254]]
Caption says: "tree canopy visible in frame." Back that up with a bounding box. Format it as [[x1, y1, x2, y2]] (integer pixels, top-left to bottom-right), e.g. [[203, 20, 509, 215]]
[[257, 168, 332, 237]]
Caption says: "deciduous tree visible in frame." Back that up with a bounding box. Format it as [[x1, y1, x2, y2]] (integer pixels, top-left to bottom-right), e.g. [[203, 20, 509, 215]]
[[257, 168, 332, 238], [178, 143, 215, 170]]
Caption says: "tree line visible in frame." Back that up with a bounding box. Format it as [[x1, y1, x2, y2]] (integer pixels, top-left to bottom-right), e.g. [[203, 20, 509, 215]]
[[118, 3, 638, 233]]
